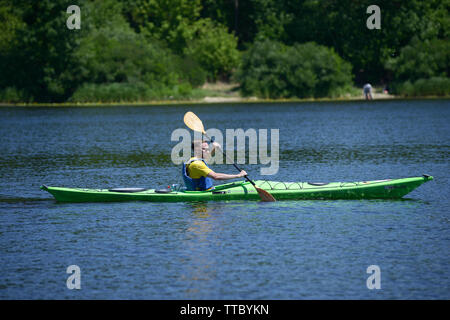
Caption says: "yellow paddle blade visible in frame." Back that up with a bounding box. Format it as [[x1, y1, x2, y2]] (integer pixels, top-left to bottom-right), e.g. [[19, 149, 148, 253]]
[[255, 187, 276, 202], [183, 111, 205, 134]]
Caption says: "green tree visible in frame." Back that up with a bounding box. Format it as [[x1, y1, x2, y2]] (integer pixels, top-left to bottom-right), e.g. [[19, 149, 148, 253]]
[[74, 0, 181, 87], [0, 0, 25, 54], [122, 0, 239, 82], [385, 37, 449, 96], [0, 0, 195, 102], [216, 0, 447, 84], [0, 0, 27, 102], [69, 0, 194, 102], [281, 0, 448, 84], [185, 19, 240, 81], [122, 0, 202, 54], [237, 40, 353, 99], [386, 37, 449, 82], [199, 0, 280, 46], [0, 0, 85, 102]]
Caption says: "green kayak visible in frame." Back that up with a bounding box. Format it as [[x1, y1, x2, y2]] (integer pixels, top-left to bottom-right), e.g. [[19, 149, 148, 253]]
[[41, 175, 433, 202]]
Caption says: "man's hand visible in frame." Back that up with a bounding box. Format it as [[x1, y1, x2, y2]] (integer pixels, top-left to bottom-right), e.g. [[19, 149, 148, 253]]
[[238, 170, 247, 178], [210, 141, 221, 157], [211, 141, 221, 149]]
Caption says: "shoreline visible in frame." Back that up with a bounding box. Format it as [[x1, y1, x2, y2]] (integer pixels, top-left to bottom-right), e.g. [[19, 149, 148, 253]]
[[0, 93, 448, 107]]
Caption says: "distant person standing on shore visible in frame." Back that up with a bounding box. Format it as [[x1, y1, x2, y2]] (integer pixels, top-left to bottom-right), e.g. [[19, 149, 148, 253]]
[[363, 83, 373, 100]]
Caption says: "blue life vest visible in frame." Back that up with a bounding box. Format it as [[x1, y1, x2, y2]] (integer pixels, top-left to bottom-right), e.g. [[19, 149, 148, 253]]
[[182, 158, 214, 191]]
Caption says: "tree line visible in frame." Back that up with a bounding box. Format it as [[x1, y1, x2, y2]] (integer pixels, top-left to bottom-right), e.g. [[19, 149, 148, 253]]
[[0, 0, 448, 103]]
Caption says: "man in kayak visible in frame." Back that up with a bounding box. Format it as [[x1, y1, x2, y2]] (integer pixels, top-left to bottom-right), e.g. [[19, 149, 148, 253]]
[[182, 140, 247, 191]]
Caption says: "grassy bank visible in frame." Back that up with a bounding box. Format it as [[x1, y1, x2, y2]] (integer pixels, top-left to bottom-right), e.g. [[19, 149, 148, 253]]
[[1, 83, 448, 107]]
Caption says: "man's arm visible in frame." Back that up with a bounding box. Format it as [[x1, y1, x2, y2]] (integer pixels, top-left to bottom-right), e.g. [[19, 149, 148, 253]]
[[207, 170, 247, 181]]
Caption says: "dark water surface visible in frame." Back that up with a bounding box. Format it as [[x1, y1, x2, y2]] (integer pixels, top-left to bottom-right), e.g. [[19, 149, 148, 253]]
[[0, 100, 449, 299]]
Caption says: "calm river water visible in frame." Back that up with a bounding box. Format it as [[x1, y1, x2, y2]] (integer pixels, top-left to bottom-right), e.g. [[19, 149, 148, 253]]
[[0, 99, 449, 299]]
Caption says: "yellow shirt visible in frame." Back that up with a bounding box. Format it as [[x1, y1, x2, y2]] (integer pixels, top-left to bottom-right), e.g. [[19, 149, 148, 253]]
[[186, 157, 212, 179]]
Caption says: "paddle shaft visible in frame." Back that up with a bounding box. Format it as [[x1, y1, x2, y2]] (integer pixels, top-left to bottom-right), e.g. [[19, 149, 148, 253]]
[[230, 159, 255, 186]]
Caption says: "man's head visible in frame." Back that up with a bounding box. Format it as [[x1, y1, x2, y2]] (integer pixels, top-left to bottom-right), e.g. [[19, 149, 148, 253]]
[[192, 140, 210, 160]]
